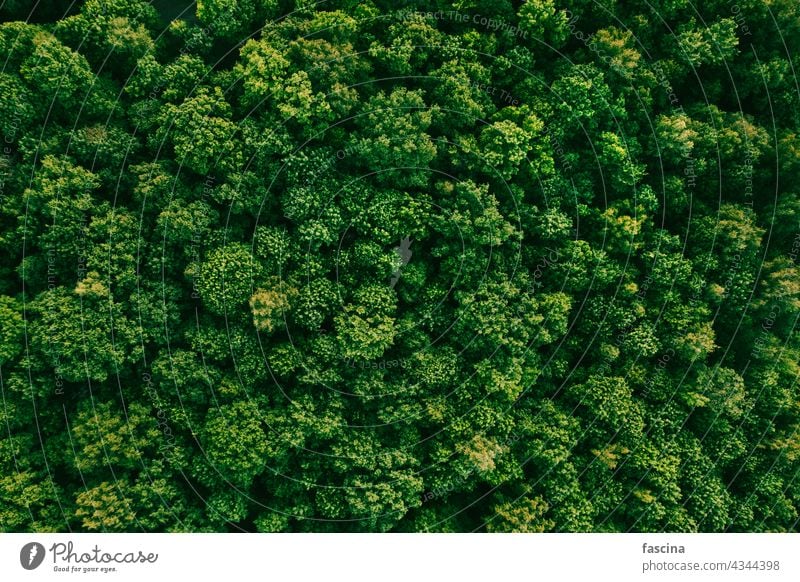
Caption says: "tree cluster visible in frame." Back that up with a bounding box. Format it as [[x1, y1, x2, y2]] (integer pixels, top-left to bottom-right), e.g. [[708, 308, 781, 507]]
[[0, 0, 798, 532]]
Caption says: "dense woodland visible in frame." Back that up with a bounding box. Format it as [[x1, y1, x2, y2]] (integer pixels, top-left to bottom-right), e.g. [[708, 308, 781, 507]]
[[0, 0, 798, 532]]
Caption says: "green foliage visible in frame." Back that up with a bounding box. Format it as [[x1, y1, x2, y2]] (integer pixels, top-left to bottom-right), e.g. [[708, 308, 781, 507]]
[[0, 0, 797, 534], [356, 88, 438, 187], [195, 243, 260, 315], [197, 0, 278, 40], [162, 87, 243, 177], [199, 400, 269, 489]]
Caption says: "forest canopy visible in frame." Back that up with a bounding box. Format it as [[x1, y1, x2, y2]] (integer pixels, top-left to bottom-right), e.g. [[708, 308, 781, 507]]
[[0, 0, 798, 532]]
